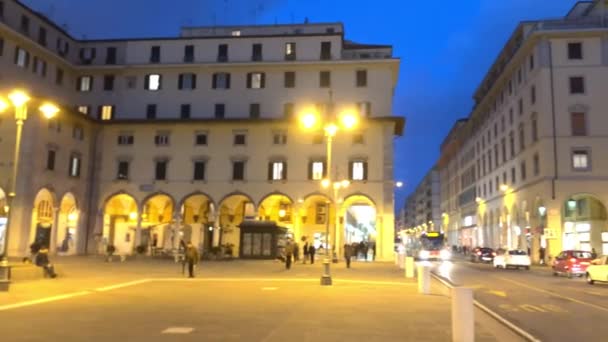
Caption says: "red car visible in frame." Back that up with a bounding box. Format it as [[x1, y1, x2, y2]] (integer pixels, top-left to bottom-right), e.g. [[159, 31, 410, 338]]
[[552, 250, 594, 278]]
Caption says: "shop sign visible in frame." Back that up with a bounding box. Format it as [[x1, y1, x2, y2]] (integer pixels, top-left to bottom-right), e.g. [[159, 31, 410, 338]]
[[544, 228, 558, 239]]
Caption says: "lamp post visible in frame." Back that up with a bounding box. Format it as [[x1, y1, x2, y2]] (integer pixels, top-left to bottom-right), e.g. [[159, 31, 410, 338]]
[[0, 90, 59, 283], [299, 92, 359, 286]]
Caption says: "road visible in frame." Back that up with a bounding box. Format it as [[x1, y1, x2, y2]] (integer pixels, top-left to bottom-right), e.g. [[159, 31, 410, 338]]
[[438, 259, 608, 341]]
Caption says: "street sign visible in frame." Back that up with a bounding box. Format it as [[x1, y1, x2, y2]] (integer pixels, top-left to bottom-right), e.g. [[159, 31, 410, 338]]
[[139, 184, 154, 192], [543, 228, 558, 239]]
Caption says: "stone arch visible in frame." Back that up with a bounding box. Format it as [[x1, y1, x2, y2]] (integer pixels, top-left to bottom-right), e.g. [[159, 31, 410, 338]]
[[217, 192, 255, 256], [299, 193, 333, 250], [102, 192, 139, 255], [562, 193, 607, 253], [257, 192, 295, 209], [29, 188, 57, 249], [217, 191, 256, 209], [178, 191, 216, 212], [179, 192, 216, 252], [341, 193, 378, 250], [55, 192, 79, 254], [257, 193, 294, 225]]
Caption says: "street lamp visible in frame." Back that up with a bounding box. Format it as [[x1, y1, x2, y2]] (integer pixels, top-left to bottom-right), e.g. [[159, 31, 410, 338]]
[[299, 93, 360, 286], [0, 90, 59, 279]]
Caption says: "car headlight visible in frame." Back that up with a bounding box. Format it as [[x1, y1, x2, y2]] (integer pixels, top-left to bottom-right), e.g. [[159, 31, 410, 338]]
[[440, 250, 451, 260], [419, 250, 430, 259]]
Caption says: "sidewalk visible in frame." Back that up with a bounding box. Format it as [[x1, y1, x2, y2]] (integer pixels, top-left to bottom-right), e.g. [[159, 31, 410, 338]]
[[1, 256, 521, 341]]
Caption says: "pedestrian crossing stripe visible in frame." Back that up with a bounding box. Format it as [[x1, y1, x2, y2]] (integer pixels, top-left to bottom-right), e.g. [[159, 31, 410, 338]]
[[162, 327, 194, 334]]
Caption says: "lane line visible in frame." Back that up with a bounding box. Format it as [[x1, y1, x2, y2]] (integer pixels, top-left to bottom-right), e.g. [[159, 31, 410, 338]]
[[0, 291, 91, 312], [496, 276, 608, 313], [95, 279, 151, 292]]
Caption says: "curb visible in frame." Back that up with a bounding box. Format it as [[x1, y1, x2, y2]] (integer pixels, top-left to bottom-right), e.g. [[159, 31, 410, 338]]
[[431, 272, 542, 342]]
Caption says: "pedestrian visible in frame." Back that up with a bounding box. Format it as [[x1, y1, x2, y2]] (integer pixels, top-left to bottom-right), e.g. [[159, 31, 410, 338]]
[[185, 241, 199, 278], [309, 244, 316, 264], [372, 243, 376, 261], [344, 243, 354, 268], [539, 247, 546, 265], [35, 247, 57, 278], [302, 240, 309, 264], [284, 240, 294, 270], [362, 242, 369, 261], [293, 241, 300, 262], [591, 248, 597, 259]]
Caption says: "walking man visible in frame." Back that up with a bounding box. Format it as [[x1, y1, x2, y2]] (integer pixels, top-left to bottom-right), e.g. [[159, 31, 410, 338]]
[[284, 240, 294, 270], [302, 240, 309, 264], [35, 247, 57, 278], [309, 244, 316, 264], [185, 241, 199, 278], [344, 243, 354, 268]]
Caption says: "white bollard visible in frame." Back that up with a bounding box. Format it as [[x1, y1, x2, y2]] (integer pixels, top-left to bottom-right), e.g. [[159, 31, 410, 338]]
[[405, 256, 415, 278], [451, 287, 474, 342], [417, 264, 430, 294], [394, 252, 399, 265], [398, 253, 405, 269]]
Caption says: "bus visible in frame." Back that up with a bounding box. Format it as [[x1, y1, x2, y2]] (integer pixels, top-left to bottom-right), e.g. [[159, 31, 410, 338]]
[[417, 231, 451, 261]]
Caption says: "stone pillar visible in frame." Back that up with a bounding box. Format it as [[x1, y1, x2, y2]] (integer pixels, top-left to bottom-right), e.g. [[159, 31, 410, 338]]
[[546, 207, 562, 262], [50, 207, 60, 254], [134, 214, 143, 248], [212, 220, 220, 247]]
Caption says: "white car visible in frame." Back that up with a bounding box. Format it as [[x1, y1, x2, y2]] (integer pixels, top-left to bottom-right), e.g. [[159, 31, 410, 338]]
[[493, 249, 531, 270], [586, 255, 608, 285]]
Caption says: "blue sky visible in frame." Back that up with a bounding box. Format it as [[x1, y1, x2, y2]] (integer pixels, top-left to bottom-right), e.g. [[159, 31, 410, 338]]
[[24, 0, 577, 209]]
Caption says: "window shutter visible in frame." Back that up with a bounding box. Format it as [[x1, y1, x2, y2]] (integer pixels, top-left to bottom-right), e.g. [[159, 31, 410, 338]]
[[363, 162, 368, 181], [308, 161, 313, 180], [323, 161, 328, 177], [212, 74, 217, 89], [226, 74, 231, 89], [268, 162, 273, 180], [191, 74, 197, 89], [144, 75, 149, 90], [246, 73, 252, 88], [158, 75, 162, 90], [348, 161, 354, 180], [282, 162, 287, 180], [76, 77, 81, 91], [261, 73, 266, 88], [91, 48, 97, 60], [97, 105, 103, 120], [178, 74, 183, 90]]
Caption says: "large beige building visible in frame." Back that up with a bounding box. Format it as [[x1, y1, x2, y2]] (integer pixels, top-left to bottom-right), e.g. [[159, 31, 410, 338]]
[[0, 0, 402, 260], [439, 0, 608, 262]]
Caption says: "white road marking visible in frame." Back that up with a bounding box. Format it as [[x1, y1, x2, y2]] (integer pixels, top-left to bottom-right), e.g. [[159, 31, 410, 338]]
[[95, 279, 151, 292], [161, 327, 194, 334], [262, 287, 278, 291], [0, 291, 91, 311]]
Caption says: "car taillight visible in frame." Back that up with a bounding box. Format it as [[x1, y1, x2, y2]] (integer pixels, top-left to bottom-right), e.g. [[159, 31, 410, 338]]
[[570, 258, 577, 263], [477, 251, 481, 255], [492, 252, 496, 256]]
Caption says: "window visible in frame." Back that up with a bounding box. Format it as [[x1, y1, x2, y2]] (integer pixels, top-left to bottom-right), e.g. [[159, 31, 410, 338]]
[[501, 138, 506, 163], [252, 43, 262, 61], [117, 161, 129, 180], [569, 77, 585, 94], [285, 42, 296, 60], [320, 71, 331, 88], [284, 72, 295, 88], [146, 104, 157, 119], [180, 104, 191, 119], [212, 73, 230, 89], [79, 47, 96, 64], [72, 125, 84, 140], [0, 1, 3, 19], [78, 76, 92, 92], [217, 44, 228, 62], [353, 133, 364, 144], [106, 47, 117, 65], [501, 116, 505, 133], [269, 161, 286, 181], [320, 41, 331, 60], [568, 42, 582, 60], [20, 15, 30, 35], [530, 85, 536, 104], [249, 103, 260, 119], [15, 47, 30, 68], [99, 105, 114, 120], [126, 76, 137, 89], [178, 73, 197, 90], [571, 112, 587, 136], [103, 75, 115, 91], [38, 27, 47, 46], [118, 134, 134, 145], [46, 150, 56, 170], [55, 67, 64, 85], [509, 108, 513, 125], [231, 30, 241, 36], [283, 103, 294, 118], [0, 38, 3, 56], [531, 115, 538, 142], [234, 133, 246, 145], [350, 161, 367, 181], [150, 46, 160, 63], [56, 38, 69, 57], [69, 155, 81, 178], [508, 80, 513, 95], [184, 45, 194, 63], [155, 133, 170, 146], [77, 106, 90, 115], [195, 132, 207, 145], [533, 153, 540, 176], [232, 161, 245, 181], [357, 102, 371, 117], [155, 161, 167, 180], [145, 74, 162, 91], [494, 144, 499, 168], [508, 132, 515, 158], [247, 72, 265, 89], [572, 150, 590, 171], [310, 161, 325, 180], [529, 54, 535, 70], [193, 161, 205, 180], [273, 131, 287, 145], [520, 161, 527, 181], [517, 68, 522, 84], [214, 104, 225, 118], [519, 124, 525, 151], [356, 70, 367, 87], [33, 57, 47, 77], [511, 167, 516, 184], [518, 98, 523, 115]]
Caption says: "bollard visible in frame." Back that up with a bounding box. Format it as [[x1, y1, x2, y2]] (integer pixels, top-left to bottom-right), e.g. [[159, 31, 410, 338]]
[[398, 253, 405, 269], [451, 287, 474, 342], [405, 256, 415, 278], [417, 264, 430, 294], [320, 258, 332, 286], [394, 252, 398, 265]]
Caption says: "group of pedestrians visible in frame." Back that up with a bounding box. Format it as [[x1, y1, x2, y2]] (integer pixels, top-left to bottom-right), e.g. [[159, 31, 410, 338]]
[[282, 239, 317, 269]]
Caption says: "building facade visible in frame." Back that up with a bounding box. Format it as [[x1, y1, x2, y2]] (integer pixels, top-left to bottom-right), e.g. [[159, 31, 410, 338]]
[[438, 0, 608, 262], [401, 167, 441, 233], [0, 0, 403, 260]]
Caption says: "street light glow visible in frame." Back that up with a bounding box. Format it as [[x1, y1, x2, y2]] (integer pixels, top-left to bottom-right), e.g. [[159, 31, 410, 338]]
[[129, 212, 138, 221], [299, 112, 318, 129], [278, 209, 286, 218], [500, 184, 509, 192], [39, 102, 60, 119], [324, 123, 338, 137], [339, 111, 358, 130], [395, 181, 403, 188], [8, 90, 31, 107], [0, 97, 8, 113], [321, 179, 331, 188], [340, 180, 350, 188]]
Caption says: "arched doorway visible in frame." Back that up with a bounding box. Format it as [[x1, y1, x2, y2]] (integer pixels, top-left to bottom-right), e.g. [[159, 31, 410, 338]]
[[181, 193, 214, 254], [218, 193, 255, 257], [103, 193, 138, 255], [141, 193, 174, 253], [563, 194, 608, 254], [258, 193, 294, 228], [0, 188, 7, 256], [300, 193, 333, 255], [30, 188, 55, 249], [56, 193, 78, 255], [342, 194, 377, 261]]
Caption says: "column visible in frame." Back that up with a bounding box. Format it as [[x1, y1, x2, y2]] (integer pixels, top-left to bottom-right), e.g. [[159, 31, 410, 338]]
[[334, 202, 342, 259], [50, 207, 60, 254], [212, 220, 220, 247], [546, 206, 562, 261], [134, 214, 142, 249]]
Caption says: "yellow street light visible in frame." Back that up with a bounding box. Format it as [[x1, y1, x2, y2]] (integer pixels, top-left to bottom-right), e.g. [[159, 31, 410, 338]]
[[299, 111, 318, 130], [500, 184, 509, 192], [321, 179, 331, 188], [39, 102, 60, 119], [324, 123, 338, 137], [8, 90, 30, 107], [0, 97, 8, 113], [339, 110, 358, 130], [340, 179, 350, 188], [129, 212, 138, 221], [476, 197, 484, 204]]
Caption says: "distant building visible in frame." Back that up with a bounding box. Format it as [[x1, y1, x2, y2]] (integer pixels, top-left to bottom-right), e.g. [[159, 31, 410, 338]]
[[437, 0, 608, 262], [401, 167, 441, 233], [0, 0, 403, 260]]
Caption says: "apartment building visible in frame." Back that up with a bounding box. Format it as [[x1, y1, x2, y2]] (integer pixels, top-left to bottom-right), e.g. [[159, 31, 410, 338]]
[[0, 0, 403, 260], [401, 167, 441, 233], [438, 0, 608, 262]]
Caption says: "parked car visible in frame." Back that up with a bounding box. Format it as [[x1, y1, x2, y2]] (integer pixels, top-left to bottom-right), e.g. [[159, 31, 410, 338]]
[[470, 247, 496, 263], [586, 255, 608, 285], [493, 249, 531, 270], [552, 250, 594, 278]]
